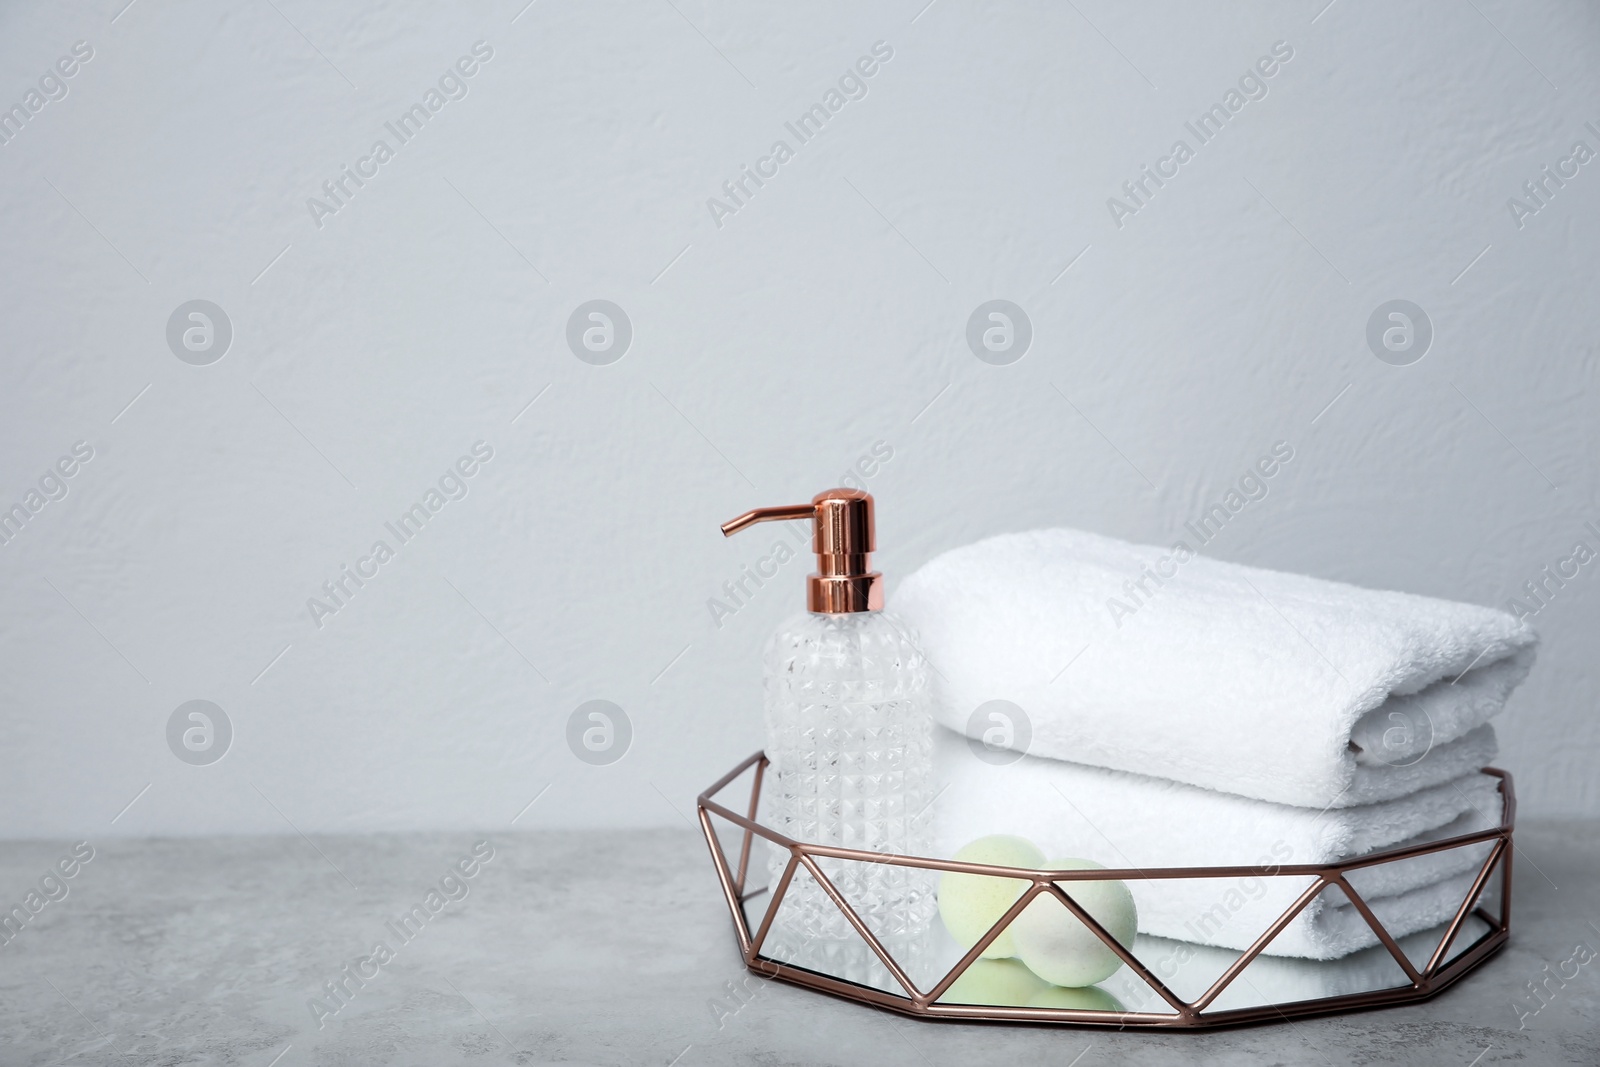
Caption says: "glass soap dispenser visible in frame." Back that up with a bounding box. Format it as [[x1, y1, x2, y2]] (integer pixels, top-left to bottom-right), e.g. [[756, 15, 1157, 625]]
[[721, 489, 936, 940]]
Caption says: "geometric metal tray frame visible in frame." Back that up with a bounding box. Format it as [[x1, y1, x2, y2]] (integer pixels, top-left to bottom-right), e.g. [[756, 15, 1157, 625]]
[[697, 753, 1514, 1029]]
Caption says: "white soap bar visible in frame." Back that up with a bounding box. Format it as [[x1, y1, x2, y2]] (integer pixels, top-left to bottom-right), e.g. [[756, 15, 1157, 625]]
[[1012, 858, 1138, 988]]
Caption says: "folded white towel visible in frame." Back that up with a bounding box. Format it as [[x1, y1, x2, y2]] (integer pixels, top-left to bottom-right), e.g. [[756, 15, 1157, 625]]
[[895, 527, 1536, 807], [934, 727, 1503, 958]]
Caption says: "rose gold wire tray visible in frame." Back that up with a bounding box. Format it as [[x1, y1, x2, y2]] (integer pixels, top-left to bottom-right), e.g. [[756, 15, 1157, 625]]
[[696, 753, 1514, 1029]]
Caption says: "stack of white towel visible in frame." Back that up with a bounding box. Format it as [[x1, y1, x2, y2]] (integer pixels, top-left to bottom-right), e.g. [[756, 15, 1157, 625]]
[[894, 527, 1536, 960]]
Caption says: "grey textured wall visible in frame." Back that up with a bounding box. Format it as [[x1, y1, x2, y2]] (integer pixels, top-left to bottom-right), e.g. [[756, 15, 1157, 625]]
[[1, 0, 1596, 836]]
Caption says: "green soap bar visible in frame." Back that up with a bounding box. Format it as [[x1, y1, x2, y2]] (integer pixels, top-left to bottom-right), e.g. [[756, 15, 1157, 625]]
[[937, 834, 1045, 959]]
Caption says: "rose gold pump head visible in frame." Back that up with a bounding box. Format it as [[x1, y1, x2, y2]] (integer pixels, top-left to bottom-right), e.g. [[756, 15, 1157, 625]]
[[720, 489, 884, 614]]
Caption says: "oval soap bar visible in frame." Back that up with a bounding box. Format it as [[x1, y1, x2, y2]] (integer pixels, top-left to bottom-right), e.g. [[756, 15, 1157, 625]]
[[1012, 858, 1137, 988], [937, 834, 1045, 959]]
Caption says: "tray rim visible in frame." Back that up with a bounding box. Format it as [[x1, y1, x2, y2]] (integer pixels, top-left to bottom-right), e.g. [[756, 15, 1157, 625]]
[[696, 752, 1514, 1030]]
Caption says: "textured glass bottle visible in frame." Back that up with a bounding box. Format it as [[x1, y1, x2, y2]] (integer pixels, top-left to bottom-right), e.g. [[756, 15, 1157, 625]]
[[762, 610, 936, 940], [720, 489, 937, 942]]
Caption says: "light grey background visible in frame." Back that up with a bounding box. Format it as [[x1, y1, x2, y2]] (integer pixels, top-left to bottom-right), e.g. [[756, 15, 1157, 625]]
[[2, 0, 1597, 838]]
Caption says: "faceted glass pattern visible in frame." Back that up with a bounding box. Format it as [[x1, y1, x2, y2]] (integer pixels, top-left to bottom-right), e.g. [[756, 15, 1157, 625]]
[[761, 610, 937, 939]]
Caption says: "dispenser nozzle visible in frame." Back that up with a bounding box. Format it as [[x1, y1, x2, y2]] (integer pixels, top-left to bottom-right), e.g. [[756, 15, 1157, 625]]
[[719, 504, 816, 537], [719, 489, 883, 614]]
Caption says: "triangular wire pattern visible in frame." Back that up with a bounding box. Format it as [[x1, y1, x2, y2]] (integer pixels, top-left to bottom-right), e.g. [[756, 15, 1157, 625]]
[[755, 860, 919, 999], [1424, 840, 1509, 975], [921, 876, 1049, 1005], [705, 808, 752, 895], [1037, 881, 1193, 1016], [1377, 843, 1508, 973], [794, 853, 925, 998], [697, 754, 1515, 1027], [1203, 884, 1413, 1014], [1327, 877, 1425, 987], [1335, 835, 1508, 985], [918, 878, 1182, 1015], [1183, 873, 1333, 1012], [1109, 873, 1329, 1012]]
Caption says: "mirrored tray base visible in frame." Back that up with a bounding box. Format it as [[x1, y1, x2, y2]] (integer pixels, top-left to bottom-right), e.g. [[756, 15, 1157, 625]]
[[697, 753, 1514, 1029]]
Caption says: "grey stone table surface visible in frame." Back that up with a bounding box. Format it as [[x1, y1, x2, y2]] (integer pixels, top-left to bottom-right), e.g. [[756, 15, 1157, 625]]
[[2, 821, 1598, 1067]]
